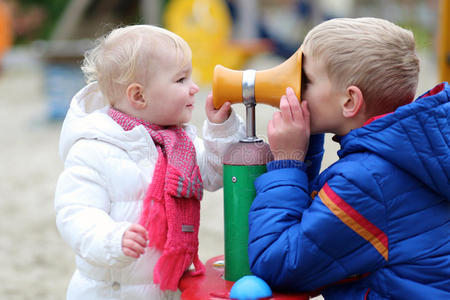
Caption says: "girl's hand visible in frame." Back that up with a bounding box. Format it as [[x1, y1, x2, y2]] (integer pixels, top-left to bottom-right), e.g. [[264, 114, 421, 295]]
[[122, 224, 148, 259], [268, 87, 310, 161], [205, 93, 232, 124]]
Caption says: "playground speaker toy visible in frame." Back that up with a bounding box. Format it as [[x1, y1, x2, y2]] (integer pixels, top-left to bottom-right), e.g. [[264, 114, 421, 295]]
[[212, 48, 303, 109], [216, 48, 304, 283], [178, 47, 309, 299]]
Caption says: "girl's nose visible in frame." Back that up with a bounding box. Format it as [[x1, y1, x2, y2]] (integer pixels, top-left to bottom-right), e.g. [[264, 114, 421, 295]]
[[190, 82, 199, 95]]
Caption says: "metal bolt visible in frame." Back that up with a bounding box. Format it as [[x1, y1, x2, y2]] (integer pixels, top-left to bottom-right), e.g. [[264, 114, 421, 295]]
[[231, 176, 237, 183], [112, 281, 120, 291]]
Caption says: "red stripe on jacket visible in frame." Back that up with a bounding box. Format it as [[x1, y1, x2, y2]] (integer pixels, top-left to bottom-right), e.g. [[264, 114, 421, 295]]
[[319, 183, 388, 260]]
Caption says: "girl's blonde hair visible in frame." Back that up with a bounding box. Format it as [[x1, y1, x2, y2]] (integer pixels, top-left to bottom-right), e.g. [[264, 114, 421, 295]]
[[302, 17, 419, 115], [81, 25, 192, 105]]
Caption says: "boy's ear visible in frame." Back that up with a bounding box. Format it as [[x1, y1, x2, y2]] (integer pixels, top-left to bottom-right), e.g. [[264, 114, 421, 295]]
[[126, 83, 146, 109], [342, 85, 364, 118]]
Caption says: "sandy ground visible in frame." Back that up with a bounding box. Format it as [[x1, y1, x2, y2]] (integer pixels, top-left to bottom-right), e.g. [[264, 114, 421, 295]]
[[0, 47, 437, 299]]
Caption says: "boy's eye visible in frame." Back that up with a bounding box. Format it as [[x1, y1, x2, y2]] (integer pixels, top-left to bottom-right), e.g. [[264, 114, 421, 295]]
[[301, 69, 310, 85], [301, 70, 310, 95], [301, 70, 311, 99], [176, 77, 186, 83]]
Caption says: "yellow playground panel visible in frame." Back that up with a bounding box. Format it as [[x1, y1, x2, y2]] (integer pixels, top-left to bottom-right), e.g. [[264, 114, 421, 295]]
[[439, 0, 450, 82], [164, 0, 271, 85]]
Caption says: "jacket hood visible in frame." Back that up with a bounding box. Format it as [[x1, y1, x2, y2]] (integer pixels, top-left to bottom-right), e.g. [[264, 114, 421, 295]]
[[59, 82, 151, 161], [339, 82, 450, 197]]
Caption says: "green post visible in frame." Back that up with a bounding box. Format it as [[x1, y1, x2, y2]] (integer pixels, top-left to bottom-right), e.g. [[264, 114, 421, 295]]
[[223, 141, 272, 282]]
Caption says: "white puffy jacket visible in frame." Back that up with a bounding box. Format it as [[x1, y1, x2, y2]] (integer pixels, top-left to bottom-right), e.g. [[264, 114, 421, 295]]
[[55, 82, 245, 300]]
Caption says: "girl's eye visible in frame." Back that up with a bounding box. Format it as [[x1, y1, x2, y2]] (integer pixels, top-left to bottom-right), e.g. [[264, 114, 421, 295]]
[[177, 77, 186, 83]]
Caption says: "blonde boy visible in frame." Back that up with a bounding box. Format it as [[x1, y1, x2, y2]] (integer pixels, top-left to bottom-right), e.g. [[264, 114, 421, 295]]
[[248, 18, 449, 299], [55, 25, 244, 299]]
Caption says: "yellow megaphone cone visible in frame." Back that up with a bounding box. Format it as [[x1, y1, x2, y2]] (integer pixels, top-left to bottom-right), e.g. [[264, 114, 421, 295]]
[[212, 49, 303, 109]]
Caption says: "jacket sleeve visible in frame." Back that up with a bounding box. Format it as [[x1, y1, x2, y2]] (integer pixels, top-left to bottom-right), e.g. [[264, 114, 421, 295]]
[[195, 110, 246, 191], [55, 140, 134, 268], [248, 162, 387, 292]]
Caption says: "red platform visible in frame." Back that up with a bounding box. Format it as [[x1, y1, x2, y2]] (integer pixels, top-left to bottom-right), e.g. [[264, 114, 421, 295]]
[[179, 255, 310, 300]]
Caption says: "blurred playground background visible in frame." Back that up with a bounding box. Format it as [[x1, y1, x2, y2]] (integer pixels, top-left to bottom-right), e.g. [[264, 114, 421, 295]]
[[0, 0, 447, 299]]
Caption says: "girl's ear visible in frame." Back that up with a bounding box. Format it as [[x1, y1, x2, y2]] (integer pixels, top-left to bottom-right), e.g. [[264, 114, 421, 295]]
[[342, 85, 364, 118], [126, 83, 146, 109]]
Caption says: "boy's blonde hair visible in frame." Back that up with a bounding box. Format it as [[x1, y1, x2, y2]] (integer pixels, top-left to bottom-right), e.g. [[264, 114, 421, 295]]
[[302, 17, 419, 116], [82, 25, 192, 105]]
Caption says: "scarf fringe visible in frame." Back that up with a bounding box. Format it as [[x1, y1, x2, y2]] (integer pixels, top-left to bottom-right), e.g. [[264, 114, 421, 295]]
[[153, 248, 205, 291]]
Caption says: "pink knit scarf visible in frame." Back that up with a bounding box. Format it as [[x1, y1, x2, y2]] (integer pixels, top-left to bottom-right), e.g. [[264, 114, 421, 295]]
[[108, 108, 205, 291]]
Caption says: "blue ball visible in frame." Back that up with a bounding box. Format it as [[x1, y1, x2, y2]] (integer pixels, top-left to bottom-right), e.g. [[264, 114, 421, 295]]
[[229, 275, 272, 300]]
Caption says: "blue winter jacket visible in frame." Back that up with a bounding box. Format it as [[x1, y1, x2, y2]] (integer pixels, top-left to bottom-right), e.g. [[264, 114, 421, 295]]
[[248, 82, 450, 299]]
